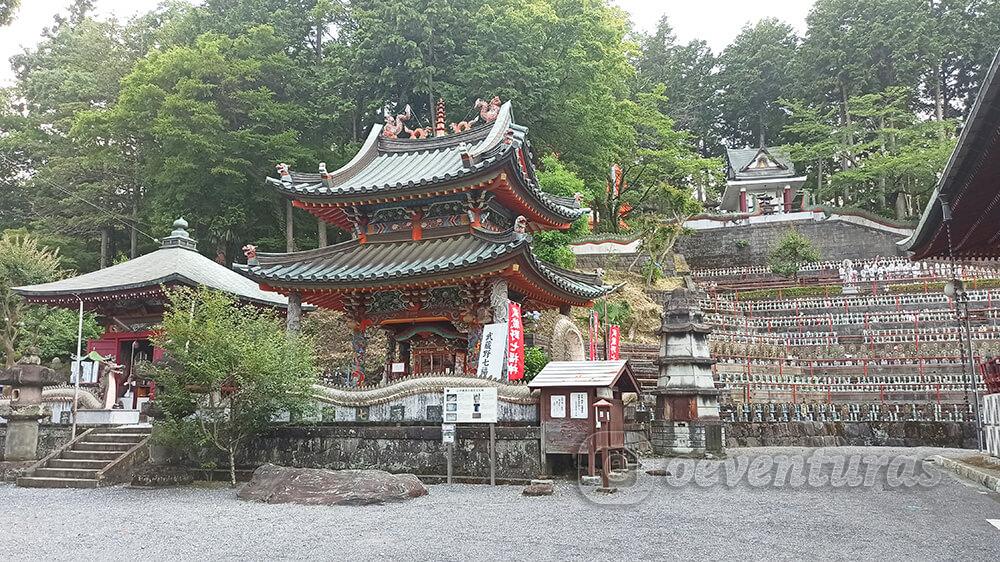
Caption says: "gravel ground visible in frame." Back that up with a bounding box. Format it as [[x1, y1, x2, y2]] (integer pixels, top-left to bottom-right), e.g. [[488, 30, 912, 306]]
[[3, 446, 999, 561]]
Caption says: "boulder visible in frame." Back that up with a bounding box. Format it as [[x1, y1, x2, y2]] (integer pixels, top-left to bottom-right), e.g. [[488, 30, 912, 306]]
[[238, 464, 427, 506], [522, 482, 554, 496]]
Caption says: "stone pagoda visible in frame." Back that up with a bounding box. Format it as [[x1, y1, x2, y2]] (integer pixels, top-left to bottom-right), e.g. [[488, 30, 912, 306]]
[[240, 98, 610, 380], [650, 287, 724, 457]]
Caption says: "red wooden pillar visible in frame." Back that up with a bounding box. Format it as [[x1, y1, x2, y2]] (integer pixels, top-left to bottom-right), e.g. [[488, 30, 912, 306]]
[[783, 185, 793, 213], [739, 188, 748, 213]]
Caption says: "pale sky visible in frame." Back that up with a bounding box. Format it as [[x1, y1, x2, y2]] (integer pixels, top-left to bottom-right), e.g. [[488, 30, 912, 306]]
[[0, 0, 813, 86]]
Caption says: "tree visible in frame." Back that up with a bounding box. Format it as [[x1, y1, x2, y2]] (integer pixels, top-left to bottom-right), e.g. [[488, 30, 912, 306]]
[[769, 229, 821, 278], [149, 287, 317, 487], [636, 16, 718, 153], [531, 155, 588, 269], [19, 306, 101, 363], [94, 27, 321, 258], [0, 0, 19, 26], [0, 231, 63, 366], [593, 88, 718, 234], [716, 18, 799, 147], [781, 87, 957, 217], [11, 16, 153, 270]]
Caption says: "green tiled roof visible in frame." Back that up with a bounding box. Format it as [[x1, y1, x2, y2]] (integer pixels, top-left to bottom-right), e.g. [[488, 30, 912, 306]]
[[239, 230, 609, 301], [726, 147, 797, 181], [268, 102, 585, 223], [15, 222, 290, 308]]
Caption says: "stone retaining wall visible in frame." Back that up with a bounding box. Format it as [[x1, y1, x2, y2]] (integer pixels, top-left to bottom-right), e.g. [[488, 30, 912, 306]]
[[676, 217, 907, 270], [236, 424, 542, 480], [725, 420, 978, 449], [0, 424, 72, 462]]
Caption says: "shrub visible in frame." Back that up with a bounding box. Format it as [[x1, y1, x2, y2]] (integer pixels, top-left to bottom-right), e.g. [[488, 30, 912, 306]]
[[769, 229, 820, 278], [524, 346, 549, 382]]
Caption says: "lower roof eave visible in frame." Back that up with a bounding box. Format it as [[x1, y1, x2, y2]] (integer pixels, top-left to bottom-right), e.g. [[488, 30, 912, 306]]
[[242, 259, 606, 310]]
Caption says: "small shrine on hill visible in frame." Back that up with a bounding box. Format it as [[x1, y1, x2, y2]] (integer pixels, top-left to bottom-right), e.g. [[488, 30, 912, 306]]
[[14, 219, 292, 409], [720, 146, 807, 213], [240, 98, 612, 381]]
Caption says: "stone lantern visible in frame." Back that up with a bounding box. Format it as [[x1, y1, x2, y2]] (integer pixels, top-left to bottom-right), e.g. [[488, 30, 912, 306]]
[[650, 287, 724, 457], [0, 354, 64, 461]]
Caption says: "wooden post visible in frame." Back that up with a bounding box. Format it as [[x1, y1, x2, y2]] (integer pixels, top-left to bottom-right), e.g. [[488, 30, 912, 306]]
[[285, 199, 295, 252], [489, 422, 496, 486], [446, 442, 453, 485], [601, 444, 610, 489], [318, 219, 328, 248]]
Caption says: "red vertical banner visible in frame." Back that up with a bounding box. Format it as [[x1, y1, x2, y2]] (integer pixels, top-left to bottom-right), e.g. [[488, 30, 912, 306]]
[[608, 325, 621, 360], [506, 301, 524, 380], [588, 310, 599, 360]]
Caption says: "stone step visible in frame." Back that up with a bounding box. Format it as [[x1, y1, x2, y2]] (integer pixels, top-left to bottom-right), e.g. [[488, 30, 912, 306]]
[[61, 449, 123, 461], [33, 467, 101, 480], [92, 426, 152, 435], [16, 476, 99, 489], [73, 441, 134, 452], [48, 458, 111, 470], [84, 433, 147, 444]]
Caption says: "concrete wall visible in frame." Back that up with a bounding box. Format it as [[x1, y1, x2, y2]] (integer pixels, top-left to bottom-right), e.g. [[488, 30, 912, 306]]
[[676, 217, 908, 270], [311, 396, 537, 424], [725, 421, 978, 449], [236, 424, 542, 481]]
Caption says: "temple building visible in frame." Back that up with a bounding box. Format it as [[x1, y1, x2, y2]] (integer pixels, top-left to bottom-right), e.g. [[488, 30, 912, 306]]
[[720, 146, 807, 213], [240, 98, 611, 380], [14, 219, 292, 408]]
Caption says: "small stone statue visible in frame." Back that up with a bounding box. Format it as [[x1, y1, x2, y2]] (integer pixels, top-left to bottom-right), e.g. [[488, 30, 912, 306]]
[[17, 346, 41, 365]]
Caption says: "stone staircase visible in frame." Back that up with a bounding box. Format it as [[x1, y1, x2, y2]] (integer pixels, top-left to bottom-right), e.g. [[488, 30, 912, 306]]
[[17, 426, 151, 489]]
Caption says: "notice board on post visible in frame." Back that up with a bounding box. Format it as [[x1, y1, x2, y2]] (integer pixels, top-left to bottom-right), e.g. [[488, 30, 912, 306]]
[[443, 387, 498, 423]]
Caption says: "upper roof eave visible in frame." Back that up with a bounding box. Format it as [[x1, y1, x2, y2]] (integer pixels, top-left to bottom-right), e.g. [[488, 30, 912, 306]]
[[266, 101, 584, 225]]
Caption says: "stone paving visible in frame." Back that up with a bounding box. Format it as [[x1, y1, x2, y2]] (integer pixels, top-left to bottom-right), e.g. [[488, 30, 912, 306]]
[[3, 447, 999, 561]]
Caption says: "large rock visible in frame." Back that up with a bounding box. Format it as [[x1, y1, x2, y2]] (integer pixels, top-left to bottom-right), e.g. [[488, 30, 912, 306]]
[[238, 464, 427, 506]]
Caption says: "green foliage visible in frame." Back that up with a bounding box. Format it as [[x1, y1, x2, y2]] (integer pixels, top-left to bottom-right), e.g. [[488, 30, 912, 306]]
[[768, 229, 821, 278], [19, 306, 101, 363], [715, 18, 799, 146], [148, 287, 317, 485], [537, 155, 585, 197], [595, 299, 632, 328], [636, 16, 717, 151], [0, 230, 64, 366], [736, 285, 844, 301], [781, 87, 958, 218], [523, 346, 548, 382], [531, 158, 588, 268], [0, 0, 19, 26], [887, 278, 1000, 294], [3, 0, 1000, 270]]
